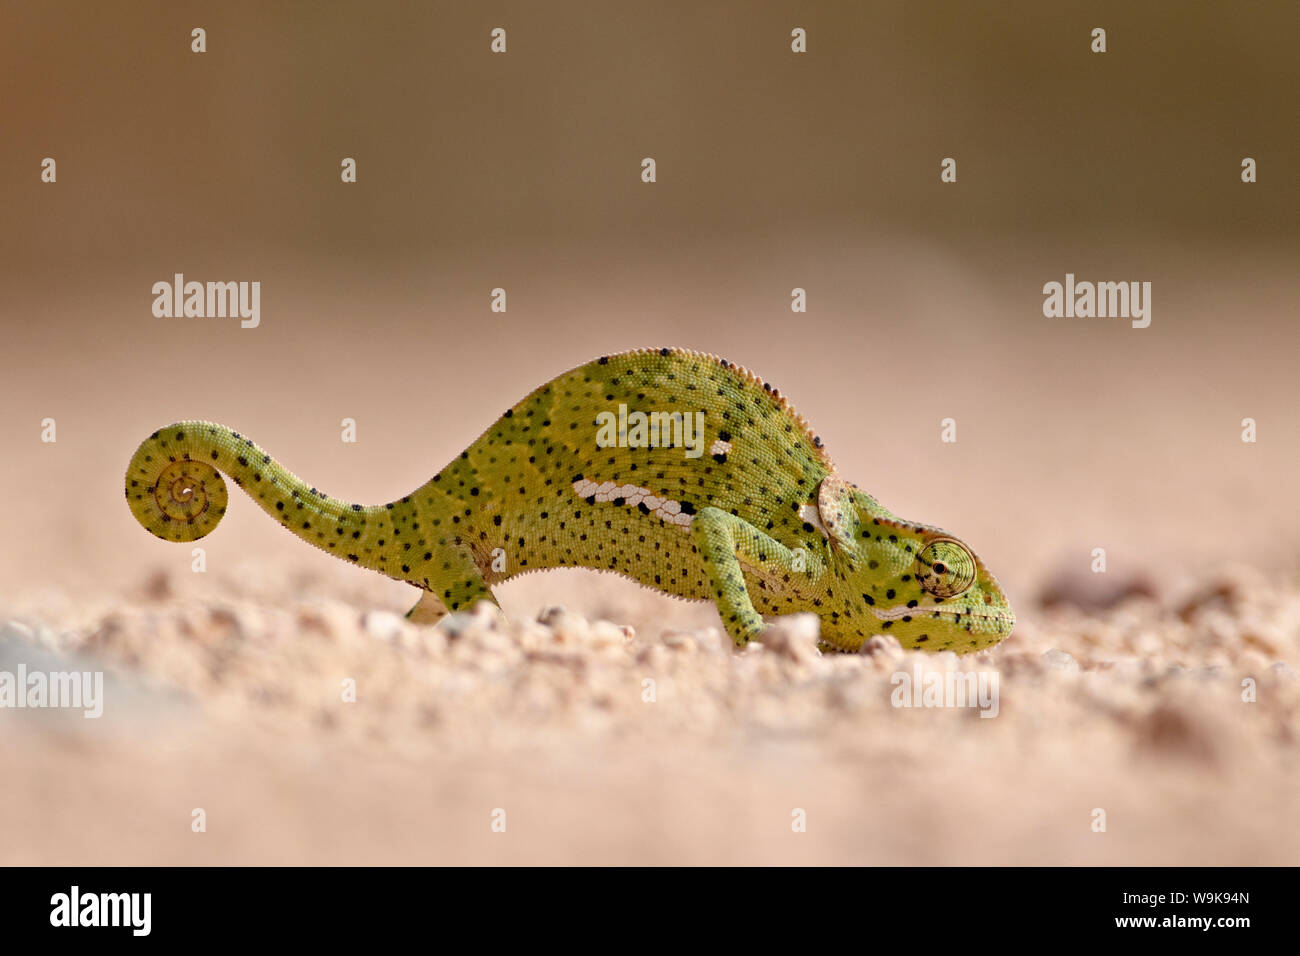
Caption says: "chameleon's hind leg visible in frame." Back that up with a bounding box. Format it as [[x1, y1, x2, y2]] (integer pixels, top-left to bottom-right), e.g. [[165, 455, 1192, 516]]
[[415, 542, 499, 617], [690, 507, 822, 647]]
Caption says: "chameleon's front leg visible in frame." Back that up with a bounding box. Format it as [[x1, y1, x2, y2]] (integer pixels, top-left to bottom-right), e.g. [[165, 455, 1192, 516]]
[[690, 507, 821, 647]]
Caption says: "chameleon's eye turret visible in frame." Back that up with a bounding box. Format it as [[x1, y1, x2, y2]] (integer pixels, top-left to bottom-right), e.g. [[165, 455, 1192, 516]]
[[916, 538, 977, 599]]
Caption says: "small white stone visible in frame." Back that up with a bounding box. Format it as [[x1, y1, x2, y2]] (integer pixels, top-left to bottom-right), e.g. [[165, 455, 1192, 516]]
[[860, 634, 903, 659], [536, 605, 567, 627], [363, 610, 407, 642], [1042, 648, 1080, 672], [764, 613, 821, 662], [0, 620, 36, 643], [661, 630, 698, 652]]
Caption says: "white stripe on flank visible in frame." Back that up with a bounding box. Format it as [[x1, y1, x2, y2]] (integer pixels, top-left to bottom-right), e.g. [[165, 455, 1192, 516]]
[[572, 478, 693, 528]]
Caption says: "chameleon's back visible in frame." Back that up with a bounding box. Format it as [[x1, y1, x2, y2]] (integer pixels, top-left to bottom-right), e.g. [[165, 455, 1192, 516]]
[[428, 347, 836, 600]]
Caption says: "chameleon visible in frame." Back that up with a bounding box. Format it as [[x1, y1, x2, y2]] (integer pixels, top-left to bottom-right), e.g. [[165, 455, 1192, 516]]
[[125, 347, 1014, 653]]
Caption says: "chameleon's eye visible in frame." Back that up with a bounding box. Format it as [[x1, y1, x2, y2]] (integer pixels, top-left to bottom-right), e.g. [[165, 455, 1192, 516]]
[[916, 538, 977, 599]]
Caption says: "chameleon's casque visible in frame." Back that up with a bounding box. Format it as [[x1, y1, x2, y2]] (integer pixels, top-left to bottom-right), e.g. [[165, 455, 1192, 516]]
[[125, 348, 1015, 652]]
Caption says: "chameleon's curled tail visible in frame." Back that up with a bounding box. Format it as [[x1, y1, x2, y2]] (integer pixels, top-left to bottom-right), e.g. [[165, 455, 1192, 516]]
[[126, 425, 232, 543], [125, 423, 396, 570]]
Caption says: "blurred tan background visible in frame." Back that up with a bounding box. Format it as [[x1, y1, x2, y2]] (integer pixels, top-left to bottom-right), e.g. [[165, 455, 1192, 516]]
[[2, 2, 1299, 865], [3, 1, 1299, 603]]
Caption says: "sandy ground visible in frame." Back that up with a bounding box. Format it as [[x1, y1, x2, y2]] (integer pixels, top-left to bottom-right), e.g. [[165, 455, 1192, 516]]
[[2, 552, 1298, 865]]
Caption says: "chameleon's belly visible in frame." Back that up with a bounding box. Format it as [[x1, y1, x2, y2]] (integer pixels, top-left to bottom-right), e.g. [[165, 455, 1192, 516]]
[[503, 500, 718, 602]]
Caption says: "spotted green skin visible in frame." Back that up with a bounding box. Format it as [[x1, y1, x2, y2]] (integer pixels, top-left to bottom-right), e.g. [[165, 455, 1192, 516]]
[[125, 348, 1015, 652]]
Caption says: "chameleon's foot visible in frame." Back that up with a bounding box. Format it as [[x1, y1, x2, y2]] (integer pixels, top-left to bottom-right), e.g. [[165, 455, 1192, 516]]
[[726, 621, 770, 649]]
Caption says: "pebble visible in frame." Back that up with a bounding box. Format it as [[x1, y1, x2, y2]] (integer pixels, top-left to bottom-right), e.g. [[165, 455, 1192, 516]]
[[1042, 648, 1080, 673], [860, 634, 903, 660], [362, 610, 407, 642], [762, 614, 821, 663]]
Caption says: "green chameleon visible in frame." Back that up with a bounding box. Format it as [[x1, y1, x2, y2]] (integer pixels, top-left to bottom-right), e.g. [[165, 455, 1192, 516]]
[[125, 348, 1014, 652]]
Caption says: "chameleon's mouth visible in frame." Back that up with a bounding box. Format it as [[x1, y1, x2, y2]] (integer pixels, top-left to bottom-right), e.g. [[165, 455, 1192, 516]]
[[871, 601, 1015, 634]]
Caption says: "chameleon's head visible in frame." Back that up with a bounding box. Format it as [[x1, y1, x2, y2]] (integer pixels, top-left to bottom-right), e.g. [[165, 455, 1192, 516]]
[[816, 477, 1015, 653]]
